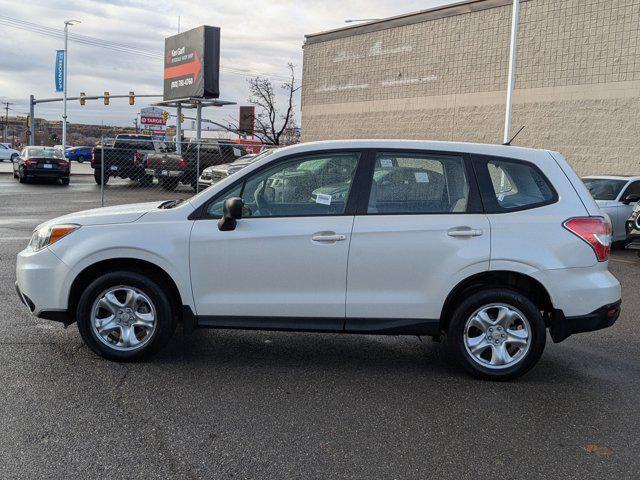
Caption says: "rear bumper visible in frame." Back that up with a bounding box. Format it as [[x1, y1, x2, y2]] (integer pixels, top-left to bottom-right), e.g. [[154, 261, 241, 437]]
[[549, 300, 621, 343], [146, 168, 183, 178]]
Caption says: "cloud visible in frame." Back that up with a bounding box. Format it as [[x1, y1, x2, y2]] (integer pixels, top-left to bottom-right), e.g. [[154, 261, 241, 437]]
[[0, 0, 454, 127]]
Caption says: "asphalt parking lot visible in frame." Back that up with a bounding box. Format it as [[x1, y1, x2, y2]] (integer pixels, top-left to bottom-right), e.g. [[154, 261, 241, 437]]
[[1, 171, 639, 479]]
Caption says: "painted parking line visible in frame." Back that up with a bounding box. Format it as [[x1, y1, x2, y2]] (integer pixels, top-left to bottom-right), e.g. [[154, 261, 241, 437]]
[[610, 257, 638, 265], [0, 237, 31, 241]]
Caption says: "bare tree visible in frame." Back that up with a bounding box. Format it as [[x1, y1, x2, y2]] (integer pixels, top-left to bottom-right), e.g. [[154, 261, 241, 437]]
[[226, 63, 300, 146]]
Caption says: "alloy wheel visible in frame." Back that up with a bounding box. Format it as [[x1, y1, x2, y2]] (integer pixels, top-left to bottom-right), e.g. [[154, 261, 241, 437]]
[[90, 286, 157, 352], [463, 303, 531, 370]]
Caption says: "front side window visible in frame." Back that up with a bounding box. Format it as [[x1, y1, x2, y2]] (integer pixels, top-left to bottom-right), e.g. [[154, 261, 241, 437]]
[[621, 181, 640, 200], [206, 152, 360, 217], [482, 158, 555, 211], [582, 178, 627, 201], [367, 152, 470, 214]]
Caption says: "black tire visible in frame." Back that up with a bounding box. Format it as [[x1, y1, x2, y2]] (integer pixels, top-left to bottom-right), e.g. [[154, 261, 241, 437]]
[[60, 177, 70, 186], [447, 289, 546, 381], [11, 153, 18, 162], [77, 155, 85, 163], [94, 169, 108, 185], [139, 174, 153, 187], [76, 271, 177, 361], [160, 178, 179, 191], [18, 167, 27, 183]]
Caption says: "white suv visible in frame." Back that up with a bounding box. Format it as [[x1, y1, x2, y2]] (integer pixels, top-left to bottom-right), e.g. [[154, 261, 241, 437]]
[[15, 140, 621, 380]]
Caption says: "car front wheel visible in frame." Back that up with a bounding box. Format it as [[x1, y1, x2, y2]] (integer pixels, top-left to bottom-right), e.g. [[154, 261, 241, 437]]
[[76, 271, 177, 361], [447, 289, 546, 381]]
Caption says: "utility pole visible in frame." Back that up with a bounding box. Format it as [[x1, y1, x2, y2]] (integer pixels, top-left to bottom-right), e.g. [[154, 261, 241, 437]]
[[133, 117, 139, 133], [2, 101, 12, 143], [62, 19, 81, 152], [503, 0, 520, 144]]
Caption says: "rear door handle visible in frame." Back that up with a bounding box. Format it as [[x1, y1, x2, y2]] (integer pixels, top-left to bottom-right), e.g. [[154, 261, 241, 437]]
[[447, 227, 483, 237], [312, 232, 347, 243]]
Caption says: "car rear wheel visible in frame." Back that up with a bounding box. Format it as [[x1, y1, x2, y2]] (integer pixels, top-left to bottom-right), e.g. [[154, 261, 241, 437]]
[[18, 167, 27, 184], [160, 178, 179, 191], [139, 174, 153, 187], [447, 289, 546, 381], [60, 177, 70, 186], [94, 170, 108, 185], [76, 271, 177, 361]]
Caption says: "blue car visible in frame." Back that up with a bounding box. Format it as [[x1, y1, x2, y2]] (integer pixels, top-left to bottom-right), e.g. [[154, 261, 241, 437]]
[[65, 146, 93, 163]]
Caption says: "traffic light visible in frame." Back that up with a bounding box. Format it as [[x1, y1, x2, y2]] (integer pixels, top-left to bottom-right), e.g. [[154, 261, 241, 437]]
[[129, 91, 135, 106], [79, 92, 86, 105], [180, 112, 185, 123], [26, 114, 30, 128], [104, 91, 109, 105], [162, 111, 168, 123]]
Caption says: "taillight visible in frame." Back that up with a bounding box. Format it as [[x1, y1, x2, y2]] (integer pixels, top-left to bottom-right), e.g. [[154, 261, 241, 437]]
[[179, 158, 185, 169], [59, 160, 70, 168], [91, 148, 95, 164], [146, 157, 151, 167], [133, 151, 141, 165], [563, 217, 612, 262]]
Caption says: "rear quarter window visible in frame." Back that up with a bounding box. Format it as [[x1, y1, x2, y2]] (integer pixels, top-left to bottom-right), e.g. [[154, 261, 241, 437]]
[[475, 156, 557, 213]]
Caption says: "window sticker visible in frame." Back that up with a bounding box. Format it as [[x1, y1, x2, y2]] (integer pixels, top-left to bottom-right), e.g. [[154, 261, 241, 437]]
[[414, 172, 429, 183], [380, 158, 393, 168], [315, 193, 332, 205], [233, 147, 242, 157]]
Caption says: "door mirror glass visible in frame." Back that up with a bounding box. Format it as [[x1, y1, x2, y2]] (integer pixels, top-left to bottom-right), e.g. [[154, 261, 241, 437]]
[[218, 197, 244, 231]]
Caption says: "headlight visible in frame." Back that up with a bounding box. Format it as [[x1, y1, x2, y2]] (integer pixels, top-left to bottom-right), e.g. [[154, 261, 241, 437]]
[[29, 224, 80, 251]]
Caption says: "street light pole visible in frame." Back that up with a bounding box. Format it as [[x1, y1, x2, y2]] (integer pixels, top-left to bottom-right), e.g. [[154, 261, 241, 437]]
[[62, 19, 80, 151], [503, 0, 520, 144]]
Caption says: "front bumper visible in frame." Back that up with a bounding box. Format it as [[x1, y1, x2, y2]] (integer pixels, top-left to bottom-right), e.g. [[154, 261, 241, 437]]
[[549, 300, 621, 343], [16, 245, 71, 319]]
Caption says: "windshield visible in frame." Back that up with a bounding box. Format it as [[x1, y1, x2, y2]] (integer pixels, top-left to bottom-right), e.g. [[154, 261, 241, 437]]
[[27, 147, 63, 159], [582, 178, 627, 201]]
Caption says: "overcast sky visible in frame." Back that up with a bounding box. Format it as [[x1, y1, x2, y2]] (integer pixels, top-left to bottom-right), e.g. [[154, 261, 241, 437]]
[[0, 0, 455, 128]]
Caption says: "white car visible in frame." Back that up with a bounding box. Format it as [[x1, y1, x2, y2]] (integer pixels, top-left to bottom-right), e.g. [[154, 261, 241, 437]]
[[0, 143, 20, 162], [15, 140, 621, 380], [582, 176, 640, 242]]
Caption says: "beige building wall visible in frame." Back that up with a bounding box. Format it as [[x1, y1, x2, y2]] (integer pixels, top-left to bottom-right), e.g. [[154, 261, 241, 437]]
[[301, 0, 640, 176]]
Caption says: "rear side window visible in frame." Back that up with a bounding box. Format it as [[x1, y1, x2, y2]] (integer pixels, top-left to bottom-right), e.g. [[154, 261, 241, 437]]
[[477, 156, 556, 212], [367, 152, 470, 214]]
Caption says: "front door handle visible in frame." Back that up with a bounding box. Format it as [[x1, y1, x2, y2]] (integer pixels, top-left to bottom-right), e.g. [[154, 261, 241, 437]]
[[312, 232, 347, 243], [447, 227, 484, 237]]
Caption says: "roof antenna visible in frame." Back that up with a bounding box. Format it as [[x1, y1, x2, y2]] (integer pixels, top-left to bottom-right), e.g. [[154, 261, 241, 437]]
[[503, 125, 525, 146]]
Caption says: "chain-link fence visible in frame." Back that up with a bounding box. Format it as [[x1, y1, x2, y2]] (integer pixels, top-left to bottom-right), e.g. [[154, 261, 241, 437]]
[[93, 136, 264, 207]]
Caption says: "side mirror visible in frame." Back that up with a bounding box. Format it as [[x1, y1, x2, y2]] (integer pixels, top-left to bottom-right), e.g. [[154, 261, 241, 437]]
[[622, 194, 640, 205], [217, 197, 243, 231]]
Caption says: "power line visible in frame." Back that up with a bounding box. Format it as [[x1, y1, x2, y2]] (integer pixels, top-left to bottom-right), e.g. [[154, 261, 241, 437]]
[[0, 15, 294, 80]]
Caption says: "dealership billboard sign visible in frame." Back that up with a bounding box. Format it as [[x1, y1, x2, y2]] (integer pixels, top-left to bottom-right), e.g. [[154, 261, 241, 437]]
[[140, 107, 167, 137], [163, 26, 220, 101]]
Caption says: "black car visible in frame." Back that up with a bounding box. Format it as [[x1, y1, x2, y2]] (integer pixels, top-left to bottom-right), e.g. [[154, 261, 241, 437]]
[[13, 146, 70, 185], [91, 134, 168, 186]]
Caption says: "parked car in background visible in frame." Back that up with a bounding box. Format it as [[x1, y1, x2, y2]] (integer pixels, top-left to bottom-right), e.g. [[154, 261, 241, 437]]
[[66, 146, 93, 163], [198, 148, 278, 189], [13, 146, 69, 185], [625, 201, 640, 255], [145, 139, 247, 191], [582, 175, 640, 243], [15, 140, 621, 380], [198, 153, 259, 189], [91, 134, 167, 186], [0, 142, 20, 162]]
